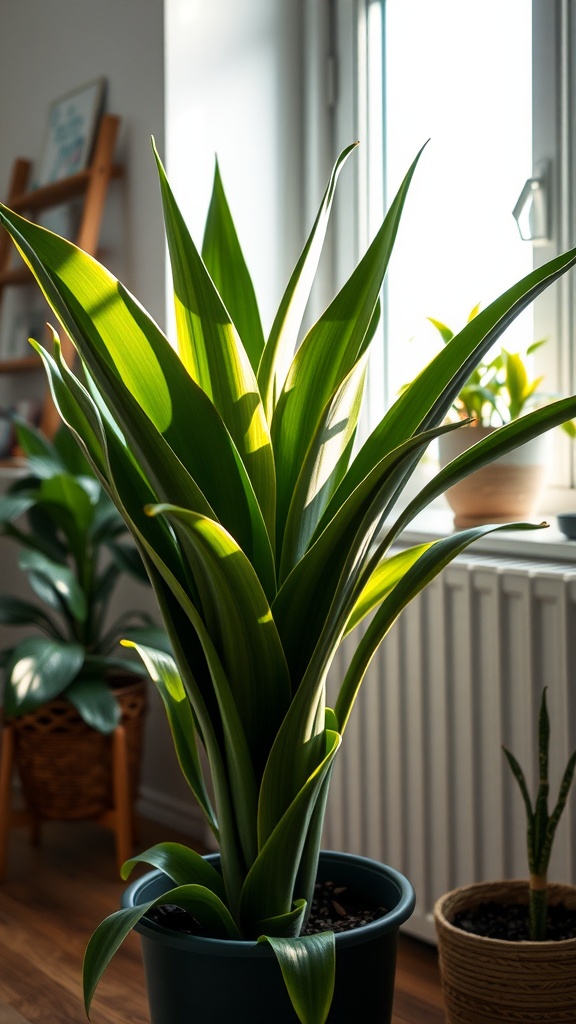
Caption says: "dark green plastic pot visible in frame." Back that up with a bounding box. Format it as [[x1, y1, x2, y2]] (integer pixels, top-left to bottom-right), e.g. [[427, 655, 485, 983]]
[[122, 850, 415, 1023]]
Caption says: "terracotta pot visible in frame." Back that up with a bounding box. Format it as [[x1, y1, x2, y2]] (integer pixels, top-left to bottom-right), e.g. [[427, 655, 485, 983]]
[[438, 428, 549, 528], [434, 880, 576, 1023], [123, 850, 416, 1024]]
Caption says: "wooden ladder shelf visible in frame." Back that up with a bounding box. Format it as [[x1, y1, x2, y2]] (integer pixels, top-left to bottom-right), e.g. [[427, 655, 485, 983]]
[[0, 113, 122, 440]]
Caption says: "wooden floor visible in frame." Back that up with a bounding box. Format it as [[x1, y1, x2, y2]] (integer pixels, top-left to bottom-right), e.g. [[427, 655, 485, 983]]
[[0, 817, 446, 1023]]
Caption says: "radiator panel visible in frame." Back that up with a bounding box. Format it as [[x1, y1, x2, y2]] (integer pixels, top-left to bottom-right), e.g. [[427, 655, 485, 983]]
[[323, 554, 576, 943]]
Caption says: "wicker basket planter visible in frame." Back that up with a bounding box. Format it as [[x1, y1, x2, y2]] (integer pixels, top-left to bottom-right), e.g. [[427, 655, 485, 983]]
[[434, 880, 576, 1024], [10, 676, 147, 821]]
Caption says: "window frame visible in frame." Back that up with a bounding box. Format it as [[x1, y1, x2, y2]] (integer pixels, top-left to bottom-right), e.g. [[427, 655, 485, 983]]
[[319, 0, 576, 510]]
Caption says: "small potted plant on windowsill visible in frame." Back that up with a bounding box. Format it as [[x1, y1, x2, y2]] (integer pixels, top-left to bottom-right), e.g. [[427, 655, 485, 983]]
[[434, 688, 576, 1024], [2, 139, 576, 1023], [430, 307, 576, 527], [0, 418, 164, 845]]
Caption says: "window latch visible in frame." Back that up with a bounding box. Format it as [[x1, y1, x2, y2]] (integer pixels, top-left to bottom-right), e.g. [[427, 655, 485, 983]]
[[512, 163, 550, 244]]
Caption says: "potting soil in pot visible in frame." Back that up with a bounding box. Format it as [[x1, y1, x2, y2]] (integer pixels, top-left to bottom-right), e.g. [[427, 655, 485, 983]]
[[149, 878, 390, 936], [452, 901, 576, 942]]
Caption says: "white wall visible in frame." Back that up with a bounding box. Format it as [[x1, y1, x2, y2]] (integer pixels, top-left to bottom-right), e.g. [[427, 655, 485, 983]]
[[165, 0, 305, 335], [0, 0, 166, 321]]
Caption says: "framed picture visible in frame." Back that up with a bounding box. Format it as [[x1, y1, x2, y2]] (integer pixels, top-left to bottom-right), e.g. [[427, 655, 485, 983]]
[[35, 77, 106, 186]]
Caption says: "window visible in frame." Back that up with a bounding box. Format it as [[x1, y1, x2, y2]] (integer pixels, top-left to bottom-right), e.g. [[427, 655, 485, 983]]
[[329, 0, 576, 507]]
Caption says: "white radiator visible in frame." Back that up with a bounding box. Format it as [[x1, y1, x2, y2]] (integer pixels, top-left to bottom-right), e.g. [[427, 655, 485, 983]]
[[323, 552, 576, 943]]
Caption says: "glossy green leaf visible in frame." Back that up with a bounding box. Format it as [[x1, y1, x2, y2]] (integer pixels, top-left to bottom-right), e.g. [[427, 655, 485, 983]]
[[4, 637, 84, 716], [0, 594, 60, 636], [0, 211, 274, 585], [258, 143, 358, 421], [272, 146, 426, 546], [273, 421, 461, 685], [153, 143, 276, 540], [83, 884, 241, 1015], [65, 675, 121, 734], [259, 932, 335, 1024], [123, 641, 217, 834], [202, 159, 265, 372], [335, 522, 547, 732], [241, 728, 341, 933], [150, 504, 291, 763], [345, 542, 433, 635], [19, 549, 87, 623], [122, 842, 226, 900], [280, 353, 369, 580]]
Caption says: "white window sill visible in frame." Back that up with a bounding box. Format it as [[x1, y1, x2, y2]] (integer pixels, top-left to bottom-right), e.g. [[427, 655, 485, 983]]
[[400, 506, 576, 564]]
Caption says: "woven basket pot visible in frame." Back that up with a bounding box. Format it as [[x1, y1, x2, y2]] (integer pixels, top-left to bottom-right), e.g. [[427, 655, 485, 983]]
[[434, 880, 576, 1024], [11, 676, 147, 821]]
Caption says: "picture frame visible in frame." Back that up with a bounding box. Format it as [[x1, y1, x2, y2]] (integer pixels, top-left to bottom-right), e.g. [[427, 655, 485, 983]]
[[34, 77, 106, 187]]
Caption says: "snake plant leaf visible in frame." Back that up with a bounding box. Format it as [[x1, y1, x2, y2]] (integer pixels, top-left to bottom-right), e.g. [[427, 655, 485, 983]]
[[256, 899, 307, 939], [345, 542, 433, 635], [280, 353, 369, 580], [0, 211, 274, 585], [3, 636, 85, 716], [202, 159, 265, 372], [153, 143, 276, 540], [123, 641, 218, 834], [83, 884, 241, 1015], [35, 338, 194, 598], [241, 728, 341, 932], [259, 932, 335, 1024], [335, 522, 548, 732], [65, 675, 121, 735], [272, 145, 426, 547], [274, 421, 462, 685], [20, 549, 87, 623], [127, 571, 260, 870], [150, 505, 291, 764], [122, 842, 226, 901], [258, 143, 358, 422], [138, 568, 249, 913]]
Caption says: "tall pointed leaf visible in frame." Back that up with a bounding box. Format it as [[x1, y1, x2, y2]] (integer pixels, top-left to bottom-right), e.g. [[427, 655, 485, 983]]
[[153, 143, 276, 539], [0, 209, 274, 586], [272, 145, 426, 545], [258, 143, 358, 421], [202, 159, 265, 371]]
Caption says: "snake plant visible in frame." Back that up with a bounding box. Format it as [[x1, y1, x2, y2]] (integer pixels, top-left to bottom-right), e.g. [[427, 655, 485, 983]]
[[503, 688, 576, 941], [1, 140, 576, 1023]]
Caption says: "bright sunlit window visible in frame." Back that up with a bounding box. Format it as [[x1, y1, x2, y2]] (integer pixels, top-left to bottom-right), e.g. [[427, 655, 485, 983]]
[[378, 0, 534, 410]]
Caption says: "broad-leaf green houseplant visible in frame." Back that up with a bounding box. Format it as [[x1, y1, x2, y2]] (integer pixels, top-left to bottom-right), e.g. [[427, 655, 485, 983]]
[[1, 140, 576, 1022], [0, 418, 160, 735]]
